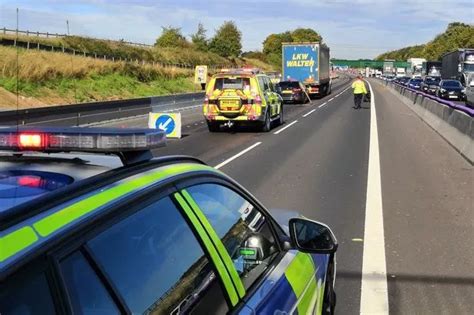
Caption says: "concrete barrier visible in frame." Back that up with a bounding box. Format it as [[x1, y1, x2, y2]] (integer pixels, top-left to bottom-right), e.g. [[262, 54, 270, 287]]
[[376, 79, 473, 163]]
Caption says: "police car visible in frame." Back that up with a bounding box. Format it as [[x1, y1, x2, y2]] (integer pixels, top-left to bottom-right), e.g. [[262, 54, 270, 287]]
[[203, 68, 283, 132], [0, 127, 337, 315]]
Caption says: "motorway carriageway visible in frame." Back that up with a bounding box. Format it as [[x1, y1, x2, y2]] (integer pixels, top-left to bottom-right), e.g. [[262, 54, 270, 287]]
[[98, 76, 473, 314]]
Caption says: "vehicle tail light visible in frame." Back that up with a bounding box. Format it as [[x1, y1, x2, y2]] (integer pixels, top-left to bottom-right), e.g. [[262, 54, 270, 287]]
[[292, 88, 302, 92]]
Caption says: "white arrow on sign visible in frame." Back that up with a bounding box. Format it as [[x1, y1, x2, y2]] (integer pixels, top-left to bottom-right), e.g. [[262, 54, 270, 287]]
[[158, 117, 173, 131]]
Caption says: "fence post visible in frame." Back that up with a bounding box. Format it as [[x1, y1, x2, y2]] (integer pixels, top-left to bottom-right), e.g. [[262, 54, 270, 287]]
[[2, 27, 5, 34], [73, 50, 76, 56], [83, 51, 86, 57], [36, 31, 39, 37], [46, 32, 49, 38], [37, 42, 39, 50], [112, 57, 115, 62], [26, 30, 29, 36], [62, 45, 65, 53], [94, 53, 97, 58], [27, 41, 30, 50]]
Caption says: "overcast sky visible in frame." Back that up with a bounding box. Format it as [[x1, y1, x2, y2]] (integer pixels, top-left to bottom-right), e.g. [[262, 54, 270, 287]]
[[1, 0, 473, 59]]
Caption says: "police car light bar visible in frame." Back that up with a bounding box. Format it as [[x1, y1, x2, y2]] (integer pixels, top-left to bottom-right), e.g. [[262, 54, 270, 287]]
[[0, 127, 166, 165], [219, 68, 261, 74]]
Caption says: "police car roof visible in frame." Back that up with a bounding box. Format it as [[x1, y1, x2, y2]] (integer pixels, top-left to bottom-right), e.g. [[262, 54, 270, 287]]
[[0, 155, 206, 231]]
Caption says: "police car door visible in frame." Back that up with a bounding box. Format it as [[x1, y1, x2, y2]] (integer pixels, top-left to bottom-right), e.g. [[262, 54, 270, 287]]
[[178, 182, 324, 314]]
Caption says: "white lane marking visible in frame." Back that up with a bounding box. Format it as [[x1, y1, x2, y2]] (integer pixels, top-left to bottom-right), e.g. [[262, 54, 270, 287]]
[[328, 97, 334, 102], [214, 142, 262, 170], [273, 120, 298, 135], [303, 109, 317, 117], [319, 102, 327, 108], [360, 81, 389, 315]]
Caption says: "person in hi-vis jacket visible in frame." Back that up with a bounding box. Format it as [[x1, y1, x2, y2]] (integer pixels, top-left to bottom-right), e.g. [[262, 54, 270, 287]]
[[352, 75, 367, 109]]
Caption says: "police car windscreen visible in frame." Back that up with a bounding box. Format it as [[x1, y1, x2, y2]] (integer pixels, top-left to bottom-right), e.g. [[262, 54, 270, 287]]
[[214, 77, 250, 90]]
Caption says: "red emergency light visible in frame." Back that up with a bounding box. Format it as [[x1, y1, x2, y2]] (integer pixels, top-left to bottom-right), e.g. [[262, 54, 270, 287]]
[[19, 133, 46, 149]]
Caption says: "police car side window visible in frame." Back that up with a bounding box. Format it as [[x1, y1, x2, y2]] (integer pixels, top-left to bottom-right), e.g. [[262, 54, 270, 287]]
[[258, 77, 266, 92], [87, 196, 228, 315], [0, 270, 56, 315], [60, 251, 119, 314], [266, 77, 274, 92], [186, 184, 279, 290]]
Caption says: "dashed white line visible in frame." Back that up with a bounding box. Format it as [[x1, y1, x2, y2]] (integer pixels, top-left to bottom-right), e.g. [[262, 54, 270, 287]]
[[273, 120, 298, 135], [303, 109, 317, 117], [319, 102, 328, 108], [214, 142, 262, 169], [328, 97, 334, 102], [360, 81, 389, 315]]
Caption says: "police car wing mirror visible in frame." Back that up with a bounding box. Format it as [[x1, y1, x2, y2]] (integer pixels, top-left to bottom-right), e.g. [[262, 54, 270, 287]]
[[288, 218, 338, 254]]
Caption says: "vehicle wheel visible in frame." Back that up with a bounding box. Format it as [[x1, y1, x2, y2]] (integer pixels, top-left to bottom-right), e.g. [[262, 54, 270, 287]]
[[261, 110, 271, 132], [207, 121, 219, 132], [278, 104, 284, 125], [322, 261, 336, 315]]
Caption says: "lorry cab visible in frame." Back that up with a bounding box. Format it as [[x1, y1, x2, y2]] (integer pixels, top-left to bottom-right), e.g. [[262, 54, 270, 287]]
[[203, 69, 283, 132]]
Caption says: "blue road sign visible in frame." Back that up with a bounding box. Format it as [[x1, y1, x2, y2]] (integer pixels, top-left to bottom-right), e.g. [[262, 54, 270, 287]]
[[155, 114, 175, 134]]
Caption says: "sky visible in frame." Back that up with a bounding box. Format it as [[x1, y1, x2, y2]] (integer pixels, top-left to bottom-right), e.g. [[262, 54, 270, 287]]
[[0, 0, 473, 59]]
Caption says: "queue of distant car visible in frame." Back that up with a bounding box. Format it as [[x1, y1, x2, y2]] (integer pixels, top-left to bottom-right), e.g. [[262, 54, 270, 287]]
[[391, 75, 469, 103]]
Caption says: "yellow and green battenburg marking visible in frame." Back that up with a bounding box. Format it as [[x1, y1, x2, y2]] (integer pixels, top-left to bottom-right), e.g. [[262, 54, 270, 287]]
[[285, 252, 318, 314], [0, 163, 216, 264], [181, 190, 246, 299], [174, 193, 241, 306]]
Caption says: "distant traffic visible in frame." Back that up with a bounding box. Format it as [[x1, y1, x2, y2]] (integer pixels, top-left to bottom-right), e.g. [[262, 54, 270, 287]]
[[359, 48, 474, 107]]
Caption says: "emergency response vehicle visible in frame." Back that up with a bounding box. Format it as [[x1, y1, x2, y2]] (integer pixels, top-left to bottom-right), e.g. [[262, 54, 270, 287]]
[[0, 127, 337, 315], [203, 69, 283, 132]]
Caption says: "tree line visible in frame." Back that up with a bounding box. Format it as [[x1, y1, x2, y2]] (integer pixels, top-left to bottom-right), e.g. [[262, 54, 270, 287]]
[[155, 22, 323, 68], [376, 22, 474, 61]]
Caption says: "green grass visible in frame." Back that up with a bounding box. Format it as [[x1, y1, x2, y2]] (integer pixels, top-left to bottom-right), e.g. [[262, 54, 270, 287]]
[[0, 74, 196, 104]]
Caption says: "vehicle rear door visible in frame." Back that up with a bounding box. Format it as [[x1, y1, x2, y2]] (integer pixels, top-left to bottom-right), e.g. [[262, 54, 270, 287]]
[[178, 181, 326, 314], [258, 75, 272, 115], [50, 192, 233, 314], [266, 77, 281, 116]]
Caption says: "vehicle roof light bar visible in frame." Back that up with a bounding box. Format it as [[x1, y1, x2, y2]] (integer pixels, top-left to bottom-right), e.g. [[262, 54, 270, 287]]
[[219, 68, 261, 74], [0, 127, 166, 166]]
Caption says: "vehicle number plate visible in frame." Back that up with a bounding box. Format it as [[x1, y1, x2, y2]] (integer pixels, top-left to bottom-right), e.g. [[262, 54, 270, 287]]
[[220, 100, 240, 108], [448, 96, 458, 99]]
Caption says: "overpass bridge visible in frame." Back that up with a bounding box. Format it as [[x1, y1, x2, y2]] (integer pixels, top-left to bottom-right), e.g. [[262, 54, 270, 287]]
[[331, 59, 411, 69]]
